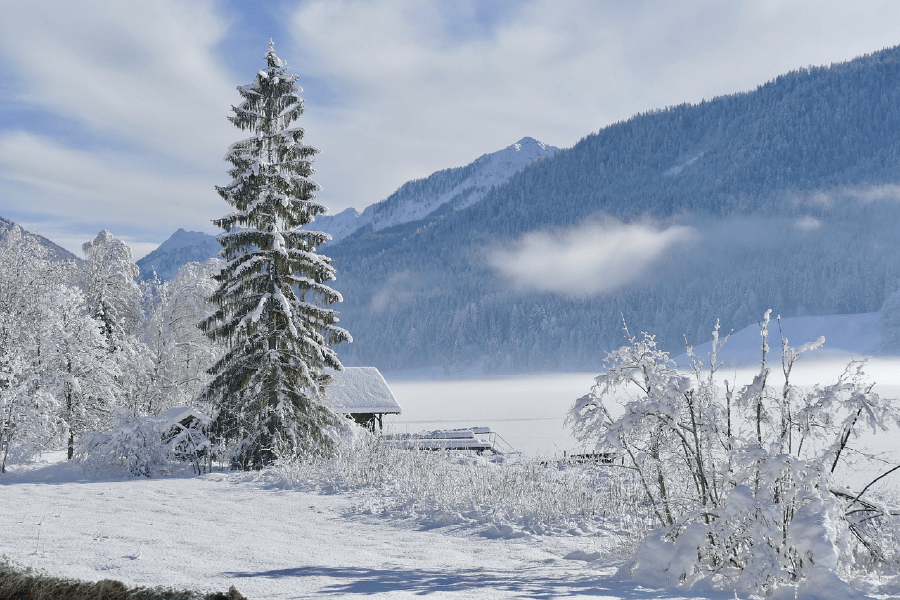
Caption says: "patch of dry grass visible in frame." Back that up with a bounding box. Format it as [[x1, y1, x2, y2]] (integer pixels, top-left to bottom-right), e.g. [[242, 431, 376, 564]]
[[0, 556, 246, 600]]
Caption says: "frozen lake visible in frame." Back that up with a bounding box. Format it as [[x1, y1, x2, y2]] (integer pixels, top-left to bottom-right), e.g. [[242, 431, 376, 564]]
[[387, 373, 598, 457], [383, 358, 900, 492]]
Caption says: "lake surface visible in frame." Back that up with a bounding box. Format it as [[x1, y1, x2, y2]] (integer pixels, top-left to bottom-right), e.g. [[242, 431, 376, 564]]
[[383, 359, 900, 493]]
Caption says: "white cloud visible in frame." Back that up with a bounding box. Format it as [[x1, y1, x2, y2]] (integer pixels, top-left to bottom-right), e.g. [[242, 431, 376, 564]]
[[488, 219, 695, 297], [791, 184, 900, 209], [793, 216, 822, 232], [0, 0, 235, 167], [0, 132, 220, 257], [3, 0, 900, 257], [846, 184, 900, 205], [0, 0, 239, 256]]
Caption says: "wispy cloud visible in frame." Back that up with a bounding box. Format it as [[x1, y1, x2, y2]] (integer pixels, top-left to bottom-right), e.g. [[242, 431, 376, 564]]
[[790, 184, 900, 209], [488, 219, 695, 297], [793, 216, 823, 231], [0, 0, 236, 257], [0, 0, 234, 166], [369, 271, 420, 313], [286, 0, 900, 211], [0, 132, 218, 253]]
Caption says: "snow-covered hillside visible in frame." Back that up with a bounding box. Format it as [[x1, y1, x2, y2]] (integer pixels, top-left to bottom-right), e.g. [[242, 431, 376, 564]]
[[135, 228, 221, 281], [0, 216, 77, 262], [312, 137, 558, 243]]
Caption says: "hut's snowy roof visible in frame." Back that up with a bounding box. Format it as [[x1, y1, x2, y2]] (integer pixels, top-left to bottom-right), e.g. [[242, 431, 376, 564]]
[[323, 367, 402, 415], [156, 406, 204, 424]]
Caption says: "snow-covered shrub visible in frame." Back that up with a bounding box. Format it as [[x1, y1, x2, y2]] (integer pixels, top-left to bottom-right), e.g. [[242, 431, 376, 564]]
[[76, 409, 210, 477], [0, 379, 61, 472], [569, 312, 900, 595], [275, 429, 651, 544]]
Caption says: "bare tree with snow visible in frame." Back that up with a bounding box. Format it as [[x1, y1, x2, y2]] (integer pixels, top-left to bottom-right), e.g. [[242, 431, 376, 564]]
[[569, 312, 900, 595], [142, 260, 222, 416], [0, 227, 64, 469], [81, 230, 147, 414]]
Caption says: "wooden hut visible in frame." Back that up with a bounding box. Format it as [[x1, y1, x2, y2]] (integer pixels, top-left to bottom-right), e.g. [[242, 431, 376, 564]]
[[323, 367, 402, 431]]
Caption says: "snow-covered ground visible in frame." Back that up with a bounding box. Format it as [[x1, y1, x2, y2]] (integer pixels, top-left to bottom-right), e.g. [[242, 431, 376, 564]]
[[3, 355, 900, 599], [2, 452, 739, 600]]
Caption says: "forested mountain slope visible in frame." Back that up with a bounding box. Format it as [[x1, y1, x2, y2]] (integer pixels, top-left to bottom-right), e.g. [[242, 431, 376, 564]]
[[328, 46, 900, 374]]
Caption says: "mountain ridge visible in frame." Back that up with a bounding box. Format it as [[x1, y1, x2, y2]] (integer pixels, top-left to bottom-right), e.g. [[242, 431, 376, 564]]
[[325, 44, 900, 373], [133, 136, 559, 280], [135, 228, 222, 280], [0, 216, 78, 262], [312, 137, 558, 243]]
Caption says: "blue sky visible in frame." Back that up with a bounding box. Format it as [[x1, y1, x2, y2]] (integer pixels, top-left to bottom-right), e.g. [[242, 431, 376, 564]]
[[1, 0, 899, 260]]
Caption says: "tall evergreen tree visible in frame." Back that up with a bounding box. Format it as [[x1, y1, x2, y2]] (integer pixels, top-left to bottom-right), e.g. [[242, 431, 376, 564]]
[[202, 42, 351, 469]]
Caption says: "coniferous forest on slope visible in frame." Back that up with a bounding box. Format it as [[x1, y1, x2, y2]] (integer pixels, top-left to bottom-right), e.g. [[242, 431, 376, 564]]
[[327, 46, 900, 374]]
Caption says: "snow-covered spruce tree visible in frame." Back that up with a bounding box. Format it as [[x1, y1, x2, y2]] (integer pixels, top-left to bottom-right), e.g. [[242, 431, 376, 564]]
[[201, 42, 351, 469]]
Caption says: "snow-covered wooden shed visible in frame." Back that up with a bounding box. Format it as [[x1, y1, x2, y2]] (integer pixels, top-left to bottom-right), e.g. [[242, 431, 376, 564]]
[[157, 406, 205, 431], [323, 367, 402, 431]]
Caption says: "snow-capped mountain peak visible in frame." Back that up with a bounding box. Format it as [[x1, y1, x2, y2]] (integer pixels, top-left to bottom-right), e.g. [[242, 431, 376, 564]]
[[135, 137, 559, 277], [311, 137, 558, 243], [136, 228, 221, 281]]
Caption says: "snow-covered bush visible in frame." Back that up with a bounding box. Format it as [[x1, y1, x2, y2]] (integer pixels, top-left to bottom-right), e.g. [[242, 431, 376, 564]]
[[0, 376, 61, 472], [274, 430, 651, 544], [569, 312, 900, 595], [76, 409, 210, 477]]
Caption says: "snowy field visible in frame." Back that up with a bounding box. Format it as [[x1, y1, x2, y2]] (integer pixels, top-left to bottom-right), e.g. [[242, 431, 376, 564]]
[[3, 355, 900, 599], [2, 450, 734, 600], [387, 313, 892, 457]]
